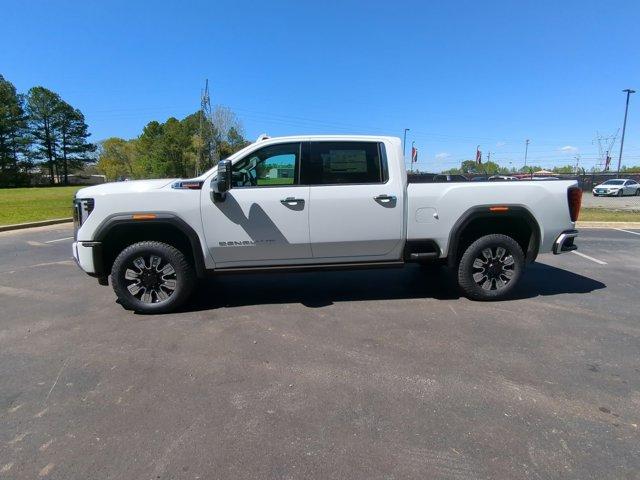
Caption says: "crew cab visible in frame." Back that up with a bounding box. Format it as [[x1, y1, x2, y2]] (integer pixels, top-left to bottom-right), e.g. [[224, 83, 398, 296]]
[[73, 135, 581, 313]]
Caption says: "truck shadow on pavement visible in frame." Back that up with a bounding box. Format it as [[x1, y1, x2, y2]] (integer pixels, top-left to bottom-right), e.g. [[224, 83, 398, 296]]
[[182, 262, 605, 312]]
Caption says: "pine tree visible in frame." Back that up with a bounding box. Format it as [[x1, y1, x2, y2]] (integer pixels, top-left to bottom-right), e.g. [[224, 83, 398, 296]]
[[26, 87, 62, 184], [26, 87, 95, 184], [0, 75, 30, 186], [58, 101, 96, 184]]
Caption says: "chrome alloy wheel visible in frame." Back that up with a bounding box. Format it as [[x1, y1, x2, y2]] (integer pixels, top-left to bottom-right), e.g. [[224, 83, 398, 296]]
[[124, 255, 177, 304], [472, 246, 515, 291]]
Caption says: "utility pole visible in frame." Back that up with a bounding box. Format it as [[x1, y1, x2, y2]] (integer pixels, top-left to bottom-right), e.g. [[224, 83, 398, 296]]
[[403, 128, 410, 164], [593, 130, 618, 172], [524, 139, 530, 167], [197, 79, 213, 175], [617, 89, 635, 174], [410, 141, 415, 172]]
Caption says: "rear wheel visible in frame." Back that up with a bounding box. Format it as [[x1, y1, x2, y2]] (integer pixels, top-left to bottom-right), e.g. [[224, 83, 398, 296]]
[[457, 234, 524, 301], [111, 241, 196, 313]]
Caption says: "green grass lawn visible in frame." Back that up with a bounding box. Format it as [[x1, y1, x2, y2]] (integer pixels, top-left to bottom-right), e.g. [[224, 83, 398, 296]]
[[0, 186, 81, 226], [579, 208, 640, 222], [257, 178, 294, 185]]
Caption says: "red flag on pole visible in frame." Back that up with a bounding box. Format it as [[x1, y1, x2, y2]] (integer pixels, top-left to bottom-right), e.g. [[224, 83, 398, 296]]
[[476, 145, 482, 165], [411, 146, 418, 163]]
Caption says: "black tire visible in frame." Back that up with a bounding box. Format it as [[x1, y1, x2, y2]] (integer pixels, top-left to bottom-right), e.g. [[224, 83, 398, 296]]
[[457, 234, 524, 301], [617, 189, 623, 197], [636, 189, 640, 196], [111, 241, 196, 313]]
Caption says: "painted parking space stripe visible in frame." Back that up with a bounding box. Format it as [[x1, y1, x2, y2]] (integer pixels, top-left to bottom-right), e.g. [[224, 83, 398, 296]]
[[44, 237, 74, 243], [571, 250, 607, 265], [613, 228, 640, 237]]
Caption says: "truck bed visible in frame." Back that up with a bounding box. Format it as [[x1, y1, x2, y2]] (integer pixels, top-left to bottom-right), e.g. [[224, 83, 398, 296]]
[[406, 180, 577, 257]]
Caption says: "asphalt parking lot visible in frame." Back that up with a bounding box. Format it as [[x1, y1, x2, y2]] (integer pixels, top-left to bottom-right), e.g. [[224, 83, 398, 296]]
[[582, 192, 640, 210], [1, 224, 639, 480]]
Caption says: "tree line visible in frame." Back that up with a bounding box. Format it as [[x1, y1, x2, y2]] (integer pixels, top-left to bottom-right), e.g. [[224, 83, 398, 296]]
[[0, 74, 95, 187], [1, 72, 251, 187], [441, 159, 640, 176], [96, 106, 250, 181]]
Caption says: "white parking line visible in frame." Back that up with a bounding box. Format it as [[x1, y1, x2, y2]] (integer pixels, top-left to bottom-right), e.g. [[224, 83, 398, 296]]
[[44, 237, 73, 244], [571, 250, 607, 265], [613, 228, 640, 237]]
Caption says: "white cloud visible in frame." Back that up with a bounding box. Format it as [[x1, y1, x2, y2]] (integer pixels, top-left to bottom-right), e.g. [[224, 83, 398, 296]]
[[560, 145, 578, 154], [435, 152, 451, 160], [496, 141, 506, 148]]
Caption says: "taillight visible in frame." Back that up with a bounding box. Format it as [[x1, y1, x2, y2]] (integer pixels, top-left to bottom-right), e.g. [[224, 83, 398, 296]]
[[568, 187, 582, 222]]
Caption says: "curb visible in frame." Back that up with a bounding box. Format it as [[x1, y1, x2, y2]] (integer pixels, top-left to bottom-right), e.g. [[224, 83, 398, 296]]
[[0, 218, 636, 233], [577, 221, 640, 229], [0, 218, 73, 233]]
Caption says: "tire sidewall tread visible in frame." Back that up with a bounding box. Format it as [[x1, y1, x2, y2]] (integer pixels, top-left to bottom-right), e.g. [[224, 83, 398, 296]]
[[457, 234, 525, 301], [111, 241, 196, 314]]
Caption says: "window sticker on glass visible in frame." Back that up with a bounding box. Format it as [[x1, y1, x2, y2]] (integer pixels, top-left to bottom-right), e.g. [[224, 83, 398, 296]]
[[322, 150, 367, 173]]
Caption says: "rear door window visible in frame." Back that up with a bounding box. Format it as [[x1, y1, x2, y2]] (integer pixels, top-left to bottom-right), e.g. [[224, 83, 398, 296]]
[[301, 142, 386, 185]]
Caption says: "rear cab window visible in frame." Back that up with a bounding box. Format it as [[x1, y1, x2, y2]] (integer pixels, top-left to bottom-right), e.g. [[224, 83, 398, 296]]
[[301, 141, 387, 185]]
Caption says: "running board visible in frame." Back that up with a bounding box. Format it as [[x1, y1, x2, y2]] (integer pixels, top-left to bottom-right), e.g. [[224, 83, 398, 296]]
[[211, 260, 405, 275]]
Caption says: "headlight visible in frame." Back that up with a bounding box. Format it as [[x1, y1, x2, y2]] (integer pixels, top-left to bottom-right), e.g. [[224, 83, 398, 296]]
[[73, 198, 95, 236]]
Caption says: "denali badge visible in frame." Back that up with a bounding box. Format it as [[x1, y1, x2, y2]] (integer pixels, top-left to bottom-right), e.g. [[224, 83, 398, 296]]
[[219, 239, 275, 247]]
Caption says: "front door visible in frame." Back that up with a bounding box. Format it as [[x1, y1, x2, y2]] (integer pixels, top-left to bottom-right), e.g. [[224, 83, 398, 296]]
[[302, 141, 404, 261], [200, 142, 312, 267]]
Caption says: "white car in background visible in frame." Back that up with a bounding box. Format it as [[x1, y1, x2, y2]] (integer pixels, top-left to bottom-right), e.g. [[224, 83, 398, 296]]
[[592, 179, 640, 197]]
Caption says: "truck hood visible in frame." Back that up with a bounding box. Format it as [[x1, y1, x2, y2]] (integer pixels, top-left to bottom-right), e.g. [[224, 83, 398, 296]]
[[75, 179, 177, 198]]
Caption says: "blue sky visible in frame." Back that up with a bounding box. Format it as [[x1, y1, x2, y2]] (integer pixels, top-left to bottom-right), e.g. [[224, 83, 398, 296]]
[[1, 0, 639, 172]]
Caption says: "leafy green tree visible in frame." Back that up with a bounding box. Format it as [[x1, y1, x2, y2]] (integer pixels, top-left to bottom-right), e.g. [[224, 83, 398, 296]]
[[0, 75, 30, 186], [519, 165, 542, 173], [96, 137, 138, 180], [552, 165, 576, 174], [97, 109, 250, 181]]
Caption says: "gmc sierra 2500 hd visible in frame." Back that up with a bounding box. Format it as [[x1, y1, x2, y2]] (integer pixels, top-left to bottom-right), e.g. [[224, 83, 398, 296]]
[[73, 135, 581, 313]]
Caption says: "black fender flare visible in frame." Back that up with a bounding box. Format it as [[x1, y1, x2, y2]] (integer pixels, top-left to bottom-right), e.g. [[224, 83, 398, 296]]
[[93, 212, 207, 278], [446, 205, 541, 266]]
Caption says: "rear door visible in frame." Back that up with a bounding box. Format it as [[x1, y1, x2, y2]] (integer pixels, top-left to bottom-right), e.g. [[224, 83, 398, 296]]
[[625, 180, 637, 195], [303, 141, 404, 261]]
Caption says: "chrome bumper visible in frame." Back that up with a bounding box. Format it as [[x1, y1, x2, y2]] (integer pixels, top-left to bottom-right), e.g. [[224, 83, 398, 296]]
[[553, 229, 578, 254]]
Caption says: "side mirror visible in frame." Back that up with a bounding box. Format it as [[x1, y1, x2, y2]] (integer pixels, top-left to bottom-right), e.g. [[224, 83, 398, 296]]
[[212, 159, 232, 201]]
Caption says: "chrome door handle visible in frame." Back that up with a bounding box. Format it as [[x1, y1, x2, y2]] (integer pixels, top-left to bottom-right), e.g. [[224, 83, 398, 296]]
[[280, 197, 305, 205], [374, 194, 396, 202]]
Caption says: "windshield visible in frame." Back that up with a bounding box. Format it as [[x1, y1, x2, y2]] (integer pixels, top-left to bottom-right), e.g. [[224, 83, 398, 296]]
[[602, 180, 624, 185]]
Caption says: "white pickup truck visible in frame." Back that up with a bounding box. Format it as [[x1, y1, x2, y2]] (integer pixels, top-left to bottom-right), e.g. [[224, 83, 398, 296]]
[[73, 135, 581, 313]]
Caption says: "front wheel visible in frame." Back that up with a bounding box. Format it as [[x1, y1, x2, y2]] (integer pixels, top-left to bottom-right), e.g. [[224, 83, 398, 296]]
[[617, 189, 623, 197], [457, 234, 525, 301], [111, 241, 196, 313], [636, 189, 640, 196]]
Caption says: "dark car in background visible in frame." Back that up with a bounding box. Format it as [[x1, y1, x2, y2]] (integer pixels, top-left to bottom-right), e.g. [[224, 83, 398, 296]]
[[433, 174, 469, 182]]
